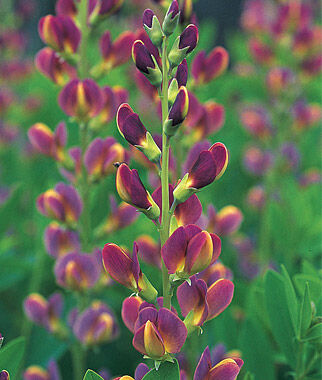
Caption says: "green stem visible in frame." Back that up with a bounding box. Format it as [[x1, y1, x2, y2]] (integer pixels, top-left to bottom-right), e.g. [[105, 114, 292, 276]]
[[71, 343, 86, 380], [160, 37, 172, 310]]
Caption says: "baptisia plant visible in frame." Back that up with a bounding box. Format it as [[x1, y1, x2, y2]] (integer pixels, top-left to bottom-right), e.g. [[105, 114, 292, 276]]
[[101, 1, 243, 378]]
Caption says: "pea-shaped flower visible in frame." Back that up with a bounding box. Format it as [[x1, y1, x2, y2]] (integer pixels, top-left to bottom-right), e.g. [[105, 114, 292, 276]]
[[24, 361, 60, 380], [177, 275, 234, 332], [35, 47, 76, 85], [38, 15, 80, 54], [54, 252, 100, 291], [37, 182, 82, 225], [44, 222, 80, 258], [102, 242, 158, 303], [72, 301, 118, 346], [85, 137, 126, 181], [58, 79, 104, 121], [162, 0, 180, 36], [143, 9, 163, 47], [161, 224, 221, 279], [194, 346, 243, 380], [173, 143, 229, 204], [191, 47, 229, 85], [116, 163, 160, 220], [117, 104, 161, 163], [132, 40, 162, 87], [212, 206, 243, 236], [28, 121, 67, 162], [132, 307, 187, 360], [168, 24, 199, 67]]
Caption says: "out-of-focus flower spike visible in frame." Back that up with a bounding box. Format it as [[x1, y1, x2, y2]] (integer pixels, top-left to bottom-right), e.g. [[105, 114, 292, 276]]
[[58, 78, 103, 121], [116, 163, 160, 220], [164, 86, 189, 136], [137, 235, 161, 268], [44, 222, 80, 258], [168, 24, 198, 67], [72, 301, 118, 346], [192, 47, 229, 84], [132, 40, 162, 87], [162, 0, 180, 36], [38, 15, 81, 54], [117, 104, 161, 163], [214, 206, 243, 236], [35, 47, 76, 86], [55, 252, 100, 291], [143, 9, 163, 47]]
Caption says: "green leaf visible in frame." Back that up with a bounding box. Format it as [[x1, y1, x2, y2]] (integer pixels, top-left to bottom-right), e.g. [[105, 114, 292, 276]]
[[264, 270, 297, 366], [0, 337, 26, 379], [281, 265, 299, 334], [303, 323, 322, 343], [299, 282, 312, 338], [83, 369, 104, 380], [294, 274, 322, 303], [243, 372, 255, 380], [142, 359, 180, 380]]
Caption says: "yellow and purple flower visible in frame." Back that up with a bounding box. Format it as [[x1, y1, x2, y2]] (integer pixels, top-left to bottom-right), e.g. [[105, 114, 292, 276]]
[[132, 40, 162, 87], [249, 38, 273, 65], [44, 222, 80, 258], [23, 361, 61, 380], [85, 137, 126, 181], [132, 307, 187, 360], [266, 67, 295, 96], [71, 301, 118, 346], [243, 146, 273, 176], [37, 183, 82, 224], [0, 371, 9, 380], [207, 205, 243, 236], [173, 143, 228, 203], [102, 242, 158, 302], [24, 293, 63, 334], [197, 261, 233, 288], [194, 346, 243, 380], [168, 24, 199, 67], [117, 103, 161, 163], [35, 47, 76, 86], [28, 121, 67, 162], [240, 105, 273, 139], [58, 78, 103, 121], [162, 0, 180, 37], [177, 275, 234, 331], [55, 252, 100, 291], [38, 15, 80, 54], [116, 163, 160, 220], [191, 47, 229, 84], [161, 224, 221, 279]]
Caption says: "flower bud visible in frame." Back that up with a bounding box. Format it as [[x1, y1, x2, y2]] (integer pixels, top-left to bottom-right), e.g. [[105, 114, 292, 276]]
[[28, 121, 67, 162], [58, 79, 103, 121], [72, 301, 118, 346], [174, 143, 228, 204], [35, 47, 76, 85], [164, 86, 189, 136], [168, 24, 198, 67], [55, 252, 100, 291], [85, 137, 126, 181], [133, 308, 187, 359], [116, 163, 160, 220], [102, 242, 158, 302], [44, 222, 80, 258], [191, 47, 229, 84], [37, 183, 82, 224], [117, 104, 161, 163], [143, 9, 163, 47], [162, 0, 180, 37], [132, 40, 162, 87], [38, 15, 80, 54]]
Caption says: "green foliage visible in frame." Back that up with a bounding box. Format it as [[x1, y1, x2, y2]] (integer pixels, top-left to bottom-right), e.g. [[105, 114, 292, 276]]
[[83, 369, 104, 380], [0, 337, 25, 379], [142, 360, 180, 380]]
